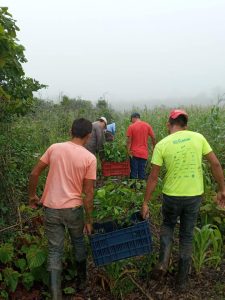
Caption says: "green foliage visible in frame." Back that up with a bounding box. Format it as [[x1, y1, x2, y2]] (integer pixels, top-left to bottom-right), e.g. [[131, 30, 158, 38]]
[[0, 225, 82, 295], [26, 245, 47, 269], [135, 253, 158, 278], [60, 95, 93, 112], [0, 290, 9, 300], [0, 243, 14, 264], [0, 7, 46, 119], [30, 266, 49, 286], [192, 224, 223, 273], [63, 287, 76, 295], [93, 180, 145, 222], [200, 194, 225, 234], [2, 268, 20, 292], [103, 138, 128, 162], [0, 229, 48, 294], [0, 97, 224, 297], [15, 258, 27, 272], [102, 260, 136, 297], [22, 272, 34, 291]]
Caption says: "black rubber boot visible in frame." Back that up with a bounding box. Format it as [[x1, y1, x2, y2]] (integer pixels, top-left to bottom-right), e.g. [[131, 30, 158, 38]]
[[50, 270, 62, 300], [176, 257, 191, 291], [151, 235, 173, 280], [75, 260, 87, 292]]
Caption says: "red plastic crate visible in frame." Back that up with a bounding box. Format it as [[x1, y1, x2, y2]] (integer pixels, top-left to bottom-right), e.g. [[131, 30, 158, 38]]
[[101, 160, 130, 176]]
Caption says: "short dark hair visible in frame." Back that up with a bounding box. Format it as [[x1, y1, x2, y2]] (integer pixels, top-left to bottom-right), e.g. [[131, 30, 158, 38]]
[[131, 112, 140, 119], [71, 118, 92, 138], [169, 115, 188, 127]]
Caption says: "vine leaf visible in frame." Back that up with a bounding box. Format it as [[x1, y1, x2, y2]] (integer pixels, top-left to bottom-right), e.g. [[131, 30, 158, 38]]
[[26, 245, 47, 269], [0, 243, 14, 264], [3, 267, 20, 292]]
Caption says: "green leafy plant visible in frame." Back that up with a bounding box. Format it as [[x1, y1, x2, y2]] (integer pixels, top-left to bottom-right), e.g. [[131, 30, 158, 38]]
[[0, 231, 48, 295], [93, 180, 145, 223], [21, 272, 35, 291], [0, 97, 225, 298], [103, 138, 128, 162], [0, 243, 14, 264], [192, 224, 223, 274], [2, 268, 20, 292], [0, 7, 46, 119], [26, 245, 47, 269], [63, 287, 76, 295], [0, 289, 9, 300], [200, 194, 225, 234], [99, 260, 136, 298]]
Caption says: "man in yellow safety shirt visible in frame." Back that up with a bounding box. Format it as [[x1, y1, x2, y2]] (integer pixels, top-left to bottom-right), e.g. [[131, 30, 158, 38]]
[[141, 109, 225, 291]]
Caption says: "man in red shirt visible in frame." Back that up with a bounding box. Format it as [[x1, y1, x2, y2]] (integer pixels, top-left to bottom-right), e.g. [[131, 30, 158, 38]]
[[126, 112, 156, 179]]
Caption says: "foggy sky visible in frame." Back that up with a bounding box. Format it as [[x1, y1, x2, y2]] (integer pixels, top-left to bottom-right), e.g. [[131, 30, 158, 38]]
[[2, 0, 225, 107]]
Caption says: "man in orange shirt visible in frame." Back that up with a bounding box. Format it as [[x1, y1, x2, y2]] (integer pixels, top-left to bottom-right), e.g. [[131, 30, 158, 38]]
[[127, 112, 156, 179], [28, 118, 97, 300]]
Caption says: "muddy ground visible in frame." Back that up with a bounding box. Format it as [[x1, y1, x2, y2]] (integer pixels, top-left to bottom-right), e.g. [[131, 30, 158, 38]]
[[9, 257, 225, 300]]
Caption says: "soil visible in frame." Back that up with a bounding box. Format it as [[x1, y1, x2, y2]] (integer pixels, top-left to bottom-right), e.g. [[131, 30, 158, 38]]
[[8, 259, 225, 300]]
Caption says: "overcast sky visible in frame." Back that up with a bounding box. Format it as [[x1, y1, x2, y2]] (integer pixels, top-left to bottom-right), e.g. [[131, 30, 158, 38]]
[[2, 0, 225, 107]]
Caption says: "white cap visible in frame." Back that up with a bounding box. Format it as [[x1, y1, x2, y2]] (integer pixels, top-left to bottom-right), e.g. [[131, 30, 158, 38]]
[[99, 116, 107, 126]]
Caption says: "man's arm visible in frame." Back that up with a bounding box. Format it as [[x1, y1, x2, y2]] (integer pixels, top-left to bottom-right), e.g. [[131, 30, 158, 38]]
[[127, 136, 132, 156], [141, 164, 161, 218], [150, 136, 156, 149], [28, 160, 48, 207], [205, 152, 225, 206], [96, 126, 104, 152], [83, 178, 95, 233], [148, 125, 156, 149]]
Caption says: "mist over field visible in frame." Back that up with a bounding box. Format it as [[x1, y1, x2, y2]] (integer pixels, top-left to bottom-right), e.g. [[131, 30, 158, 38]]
[[109, 94, 215, 110], [2, 0, 225, 107]]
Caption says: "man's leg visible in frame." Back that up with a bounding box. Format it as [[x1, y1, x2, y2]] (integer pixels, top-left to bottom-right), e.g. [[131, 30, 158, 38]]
[[152, 195, 180, 279], [66, 207, 87, 292], [130, 156, 138, 179], [137, 158, 147, 180], [44, 208, 65, 300], [177, 196, 201, 290]]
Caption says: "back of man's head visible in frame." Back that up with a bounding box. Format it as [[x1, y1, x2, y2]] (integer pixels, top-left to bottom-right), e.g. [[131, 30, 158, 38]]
[[72, 118, 92, 138], [169, 109, 188, 128], [130, 112, 140, 122]]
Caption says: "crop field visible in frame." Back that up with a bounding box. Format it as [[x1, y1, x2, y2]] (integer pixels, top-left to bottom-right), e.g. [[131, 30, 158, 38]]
[[0, 98, 225, 300]]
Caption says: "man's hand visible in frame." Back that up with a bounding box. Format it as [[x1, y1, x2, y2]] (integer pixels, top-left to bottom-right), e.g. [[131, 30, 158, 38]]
[[126, 136, 132, 157], [128, 149, 133, 157], [29, 160, 48, 208], [99, 149, 104, 161], [217, 190, 225, 208], [84, 223, 93, 235], [83, 178, 94, 232], [29, 195, 40, 209], [141, 202, 149, 219], [141, 164, 160, 219]]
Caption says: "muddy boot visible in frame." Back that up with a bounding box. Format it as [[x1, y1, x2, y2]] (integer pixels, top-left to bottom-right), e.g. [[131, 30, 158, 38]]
[[176, 257, 191, 291], [50, 270, 62, 300], [75, 260, 87, 292], [151, 235, 173, 280]]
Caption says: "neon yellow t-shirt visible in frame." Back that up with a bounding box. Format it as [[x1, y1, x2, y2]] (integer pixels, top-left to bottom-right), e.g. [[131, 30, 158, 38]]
[[151, 130, 212, 196]]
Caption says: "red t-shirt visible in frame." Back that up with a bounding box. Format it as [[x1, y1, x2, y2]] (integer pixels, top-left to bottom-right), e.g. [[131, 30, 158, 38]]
[[126, 121, 155, 159]]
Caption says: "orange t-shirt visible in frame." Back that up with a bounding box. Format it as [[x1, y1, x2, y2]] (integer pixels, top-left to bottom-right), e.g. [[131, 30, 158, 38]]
[[126, 121, 155, 159], [40, 141, 97, 209]]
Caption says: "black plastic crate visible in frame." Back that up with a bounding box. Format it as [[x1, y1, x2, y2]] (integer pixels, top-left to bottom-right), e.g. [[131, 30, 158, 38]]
[[90, 213, 152, 266]]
